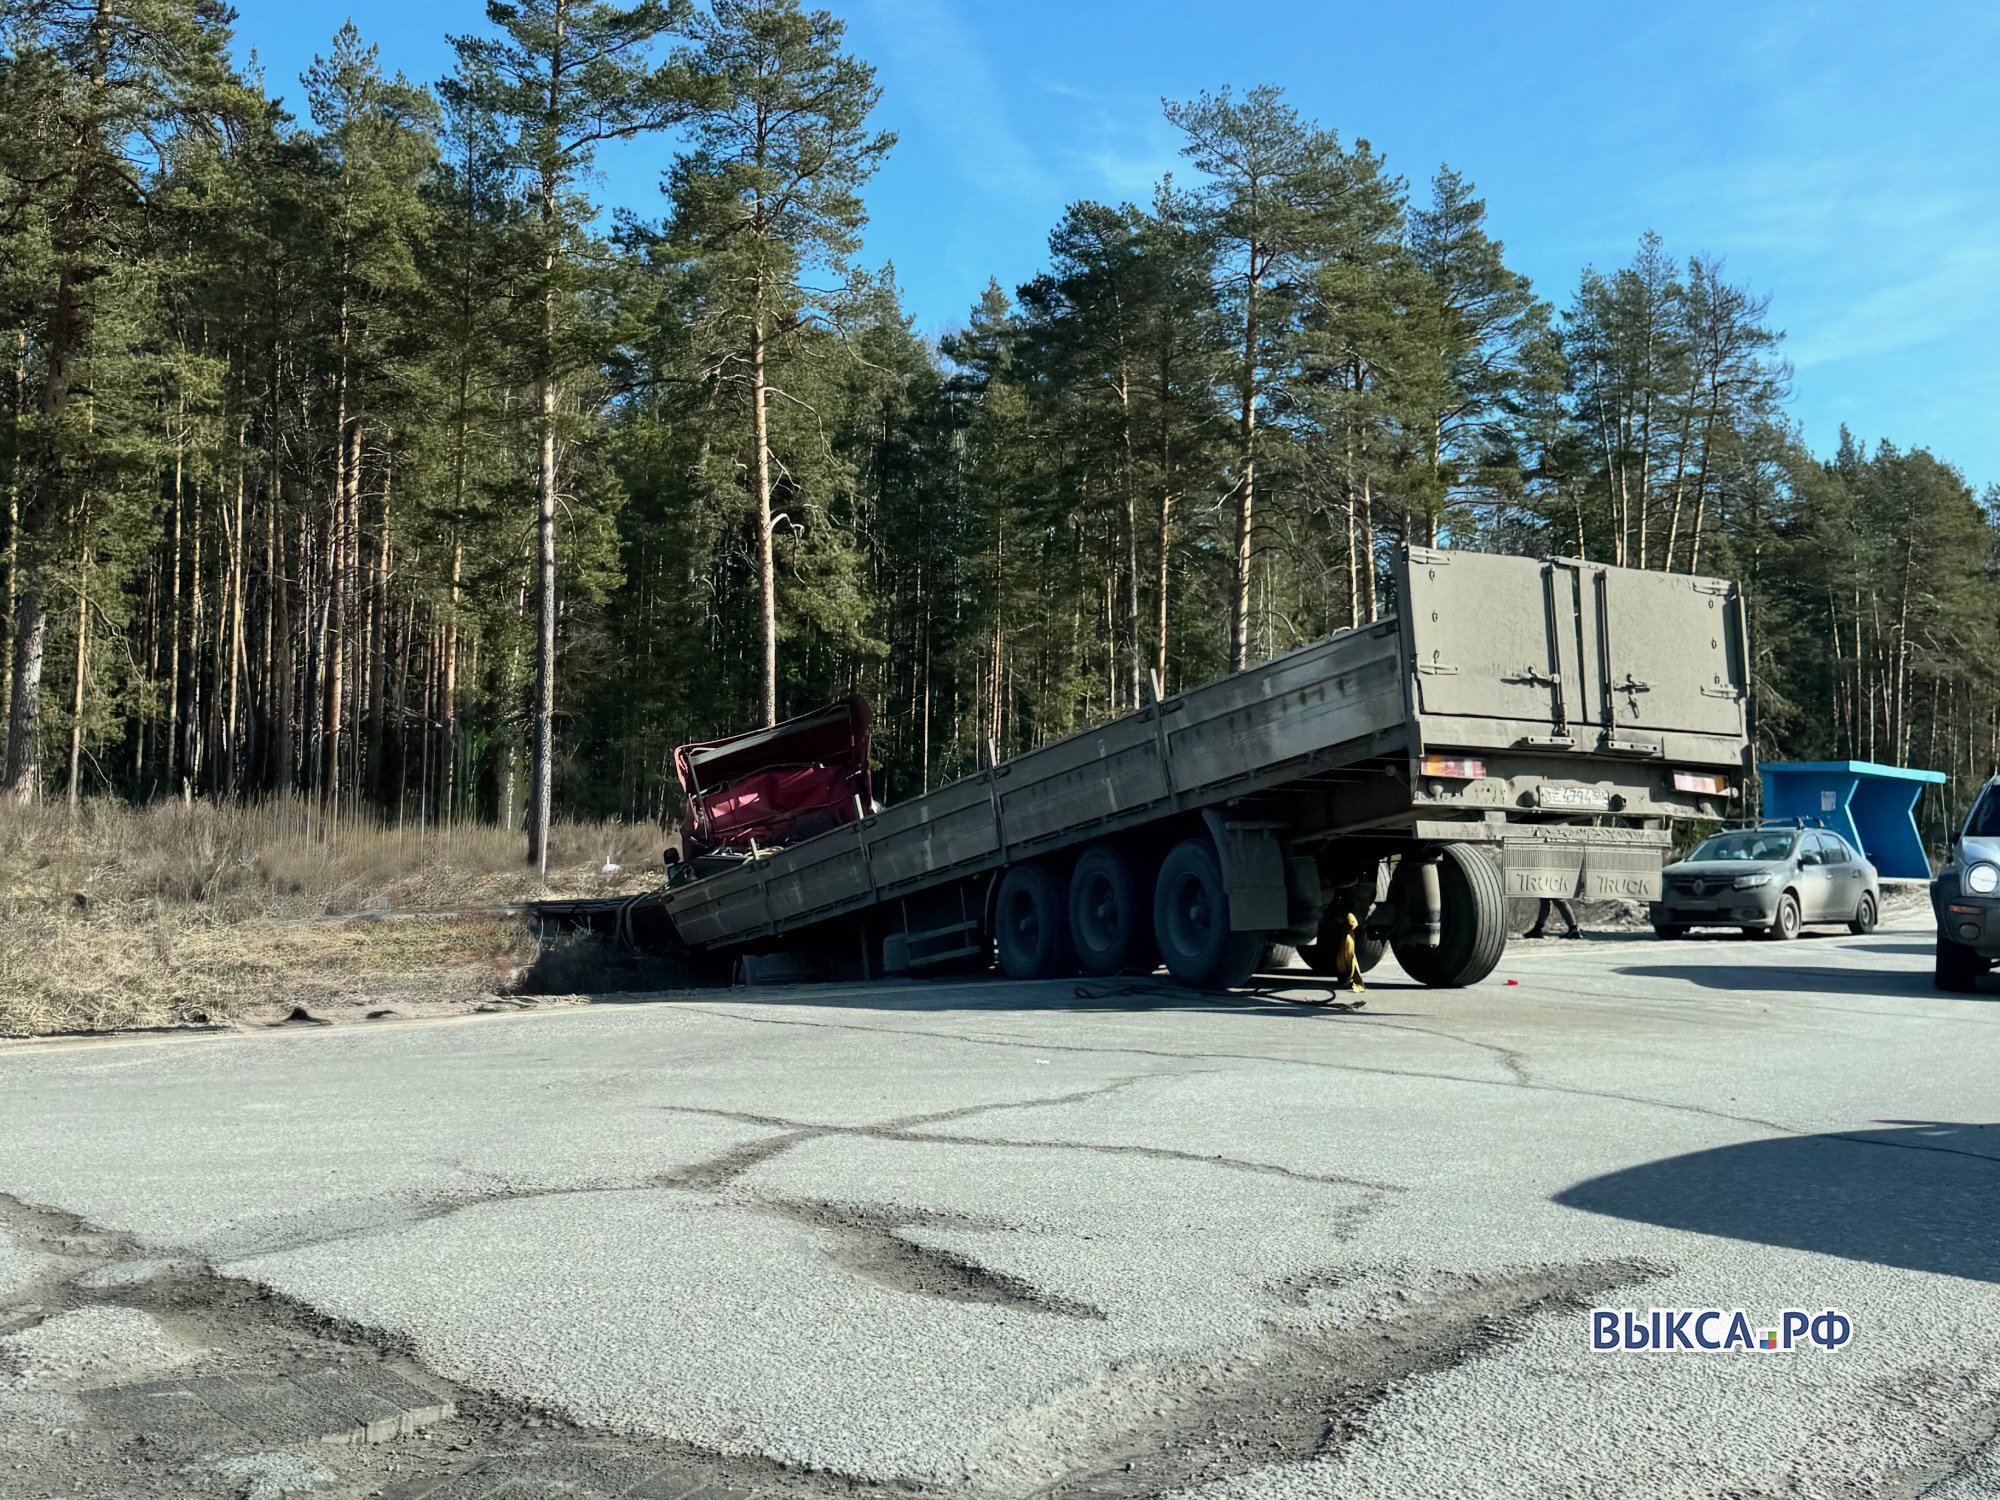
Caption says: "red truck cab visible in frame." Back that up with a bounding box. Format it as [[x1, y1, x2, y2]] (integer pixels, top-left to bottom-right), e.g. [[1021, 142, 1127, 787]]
[[673, 698, 875, 856]]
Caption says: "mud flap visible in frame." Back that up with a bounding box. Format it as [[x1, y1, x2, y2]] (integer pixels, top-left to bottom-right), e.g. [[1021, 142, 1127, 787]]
[[1201, 810, 1290, 931], [1500, 826, 1671, 903]]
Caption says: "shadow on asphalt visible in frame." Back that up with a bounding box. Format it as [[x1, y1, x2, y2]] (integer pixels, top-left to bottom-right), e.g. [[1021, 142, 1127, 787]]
[[1556, 1122, 2000, 1282], [1613, 962, 1977, 999], [599, 970, 1427, 1019]]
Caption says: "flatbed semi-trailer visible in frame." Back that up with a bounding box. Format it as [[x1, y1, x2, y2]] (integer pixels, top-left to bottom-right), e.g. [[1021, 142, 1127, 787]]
[[658, 545, 1752, 989]]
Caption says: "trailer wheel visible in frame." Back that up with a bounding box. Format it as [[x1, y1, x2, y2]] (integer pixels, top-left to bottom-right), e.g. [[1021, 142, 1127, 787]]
[[1153, 837, 1266, 990], [1391, 843, 1507, 988], [1069, 843, 1156, 976], [994, 862, 1074, 980]]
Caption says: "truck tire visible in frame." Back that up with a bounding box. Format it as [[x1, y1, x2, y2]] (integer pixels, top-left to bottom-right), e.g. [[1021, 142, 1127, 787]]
[[1153, 837, 1266, 991], [994, 862, 1074, 980], [1391, 844, 1507, 988], [1068, 843, 1156, 976], [1935, 933, 1984, 993]]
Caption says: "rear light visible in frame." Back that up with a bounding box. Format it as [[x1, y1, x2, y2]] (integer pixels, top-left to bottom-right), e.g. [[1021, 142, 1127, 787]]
[[1673, 772, 1730, 796], [1420, 756, 1486, 780]]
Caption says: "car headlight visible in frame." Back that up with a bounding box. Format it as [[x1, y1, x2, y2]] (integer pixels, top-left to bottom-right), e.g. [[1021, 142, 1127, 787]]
[[1967, 862, 2000, 895], [1732, 873, 1773, 890]]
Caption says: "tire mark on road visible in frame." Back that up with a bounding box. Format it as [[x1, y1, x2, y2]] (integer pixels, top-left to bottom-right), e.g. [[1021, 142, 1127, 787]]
[[651, 1130, 815, 1190], [1004, 1258, 1662, 1500], [757, 1199, 1106, 1320]]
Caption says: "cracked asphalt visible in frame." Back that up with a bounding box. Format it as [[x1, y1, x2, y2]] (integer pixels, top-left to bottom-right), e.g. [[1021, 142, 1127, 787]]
[[4, 913, 2000, 1498]]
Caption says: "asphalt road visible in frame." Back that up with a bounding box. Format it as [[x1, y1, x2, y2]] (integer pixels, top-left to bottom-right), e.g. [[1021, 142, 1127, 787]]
[[5, 913, 2000, 1499]]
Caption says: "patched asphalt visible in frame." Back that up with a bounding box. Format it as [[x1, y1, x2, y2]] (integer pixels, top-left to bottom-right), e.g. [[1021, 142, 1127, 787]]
[[3, 913, 1998, 1498]]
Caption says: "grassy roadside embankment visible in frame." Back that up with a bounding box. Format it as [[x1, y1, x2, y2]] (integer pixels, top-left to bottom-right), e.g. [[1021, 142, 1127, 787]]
[[0, 800, 665, 1038]]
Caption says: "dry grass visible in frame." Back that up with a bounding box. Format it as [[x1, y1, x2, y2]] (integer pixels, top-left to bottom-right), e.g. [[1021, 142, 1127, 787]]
[[0, 798, 669, 1038]]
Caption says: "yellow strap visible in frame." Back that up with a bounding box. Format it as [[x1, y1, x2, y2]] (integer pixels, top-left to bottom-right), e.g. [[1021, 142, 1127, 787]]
[[1333, 911, 1365, 993]]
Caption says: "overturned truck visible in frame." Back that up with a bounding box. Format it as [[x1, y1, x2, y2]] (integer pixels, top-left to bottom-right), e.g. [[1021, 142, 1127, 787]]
[[658, 546, 1752, 990]]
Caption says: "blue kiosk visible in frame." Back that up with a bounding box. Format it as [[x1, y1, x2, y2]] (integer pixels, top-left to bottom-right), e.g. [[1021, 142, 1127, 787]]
[[1758, 760, 1946, 881]]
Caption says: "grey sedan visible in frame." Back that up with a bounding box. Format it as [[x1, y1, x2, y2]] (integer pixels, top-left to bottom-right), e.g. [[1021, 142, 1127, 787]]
[[1652, 827, 1881, 940]]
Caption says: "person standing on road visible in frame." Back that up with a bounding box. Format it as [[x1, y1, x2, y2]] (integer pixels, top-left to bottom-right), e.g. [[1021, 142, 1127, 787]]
[[1526, 897, 1581, 939]]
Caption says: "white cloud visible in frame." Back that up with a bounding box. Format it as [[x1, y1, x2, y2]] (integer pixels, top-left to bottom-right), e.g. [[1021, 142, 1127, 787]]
[[1785, 240, 2000, 371], [1036, 81, 1182, 201], [850, 0, 1054, 201]]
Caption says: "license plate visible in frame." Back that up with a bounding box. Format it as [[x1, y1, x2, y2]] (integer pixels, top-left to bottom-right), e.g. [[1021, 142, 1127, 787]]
[[1538, 784, 1611, 810]]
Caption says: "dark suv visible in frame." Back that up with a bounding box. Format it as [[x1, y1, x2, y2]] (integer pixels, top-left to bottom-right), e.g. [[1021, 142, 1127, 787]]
[[1932, 777, 2000, 990]]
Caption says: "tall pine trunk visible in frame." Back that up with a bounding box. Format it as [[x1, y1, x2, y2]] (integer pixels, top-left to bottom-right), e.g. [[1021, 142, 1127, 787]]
[[526, 14, 563, 874], [442, 539, 461, 829], [528, 310, 557, 876], [1, 330, 23, 719], [751, 311, 778, 727], [1358, 475, 1376, 623], [367, 462, 391, 804], [1116, 367, 1143, 708], [4, 587, 45, 801], [322, 403, 354, 821], [1229, 257, 1258, 672], [1155, 345, 1175, 692], [66, 551, 88, 808]]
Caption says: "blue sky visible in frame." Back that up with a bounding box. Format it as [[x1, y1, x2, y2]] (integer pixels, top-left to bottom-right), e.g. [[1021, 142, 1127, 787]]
[[234, 0, 2000, 490]]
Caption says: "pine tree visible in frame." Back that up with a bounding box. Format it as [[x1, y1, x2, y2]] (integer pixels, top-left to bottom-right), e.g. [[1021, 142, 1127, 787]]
[[1164, 86, 1348, 670], [0, 0, 242, 801], [449, 0, 698, 874], [300, 24, 437, 817], [667, 0, 893, 727], [1405, 166, 1554, 548]]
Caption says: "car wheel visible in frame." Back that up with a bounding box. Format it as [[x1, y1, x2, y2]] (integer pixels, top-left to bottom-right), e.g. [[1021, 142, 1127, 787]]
[[1848, 893, 1877, 936], [1936, 933, 1985, 992], [1764, 891, 1802, 941], [1653, 924, 1689, 940]]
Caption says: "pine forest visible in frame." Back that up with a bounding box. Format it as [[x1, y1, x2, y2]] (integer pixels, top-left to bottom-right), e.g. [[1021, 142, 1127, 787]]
[[4, 0, 1996, 865]]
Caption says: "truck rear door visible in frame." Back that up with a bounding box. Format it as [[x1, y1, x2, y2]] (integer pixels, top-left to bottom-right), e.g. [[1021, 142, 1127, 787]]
[[1398, 547, 1747, 752], [1584, 564, 1746, 742], [1398, 548, 1573, 739]]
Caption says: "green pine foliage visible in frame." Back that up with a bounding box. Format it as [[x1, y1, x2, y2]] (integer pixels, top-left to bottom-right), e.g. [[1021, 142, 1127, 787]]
[[0, 8, 1992, 849]]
